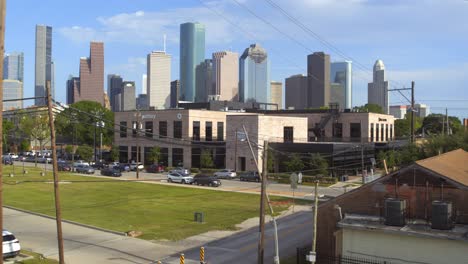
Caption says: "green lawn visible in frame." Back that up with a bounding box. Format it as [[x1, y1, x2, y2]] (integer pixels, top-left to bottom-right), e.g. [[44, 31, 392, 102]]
[[2, 167, 293, 241], [17, 250, 59, 264]]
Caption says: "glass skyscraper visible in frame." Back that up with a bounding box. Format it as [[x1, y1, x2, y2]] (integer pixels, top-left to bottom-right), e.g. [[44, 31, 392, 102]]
[[35, 25, 54, 106], [180, 22, 205, 102], [3, 52, 24, 81], [330, 61, 352, 109], [239, 44, 270, 103]]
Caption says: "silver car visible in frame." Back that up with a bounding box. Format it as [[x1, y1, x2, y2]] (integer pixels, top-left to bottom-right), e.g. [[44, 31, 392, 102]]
[[214, 169, 237, 179], [167, 172, 193, 184], [169, 167, 190, 176], [75, 164, 95, 174]]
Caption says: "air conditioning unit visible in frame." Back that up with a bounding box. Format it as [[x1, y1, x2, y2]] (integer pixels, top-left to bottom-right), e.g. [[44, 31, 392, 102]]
[[431, 201, 453, 230], [384, 198, 406, 227]]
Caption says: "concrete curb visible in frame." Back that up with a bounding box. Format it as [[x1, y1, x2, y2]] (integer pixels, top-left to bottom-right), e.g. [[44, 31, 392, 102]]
[[4, 205, 127, 237]]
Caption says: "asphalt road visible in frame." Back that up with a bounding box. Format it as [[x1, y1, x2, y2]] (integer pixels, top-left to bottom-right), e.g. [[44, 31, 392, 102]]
[[17, 161, 347, 199]]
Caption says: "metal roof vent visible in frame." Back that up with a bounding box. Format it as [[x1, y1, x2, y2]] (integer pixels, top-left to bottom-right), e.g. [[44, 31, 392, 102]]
[[384, 198, 406, 227], [431, 201, 453, 230]]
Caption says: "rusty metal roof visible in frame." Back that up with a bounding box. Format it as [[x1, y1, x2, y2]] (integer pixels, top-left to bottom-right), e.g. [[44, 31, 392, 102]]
[[416, 149, 468, 187]]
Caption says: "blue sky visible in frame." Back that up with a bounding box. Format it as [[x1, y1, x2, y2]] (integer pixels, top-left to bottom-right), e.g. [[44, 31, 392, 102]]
[[5, 0, 468, 118]]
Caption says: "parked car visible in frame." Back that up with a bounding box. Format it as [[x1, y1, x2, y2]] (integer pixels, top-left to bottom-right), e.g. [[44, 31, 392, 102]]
[[91, 161, 106, 170], [129, 162, 144, 171], [114, 163, 130, 172], [169, 167, 190, 176], [239, 171, 260, 182], [193, 174, 221, 187], [214, 169, 237, 179], [2, 230, 21, 259], [146, 164, 165, 173], [37, 156, 52, 163], [75, 164, 95, 174], [2, 157, 13, 165], [6, 153, 18, 160], [17, 156, 27, 161], [100, 167, 122, 177], [73, 160, 90, 167], [167, 172, 194, 184], [58, 161, 72, 171]]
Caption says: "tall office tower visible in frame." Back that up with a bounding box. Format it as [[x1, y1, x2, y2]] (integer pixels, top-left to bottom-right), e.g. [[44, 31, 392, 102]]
[[35, 25, 53, 106], [108, 74, 123, 112], [66, 76, 80, 104], [330, 82, 345, 109], [4, 52, 24, 81], [285, 74, 308, 109], [136, 94, 149, 110], [121, 81, 136, 111], [103, 92, 111, 110], [330, 61, 352, 109], [3, 80, 23, 110], [180, 22, 205, 101], [147, 51, 171, 109], [77, 42, 104, 105], [270, 81, 283, 109], [142, 74, 147, 95], [195, 59, 213, 102], [212, 51, 239, 101], [239, 44, 270, 103], [307, 52, 330, 108], [170, 80, 180, 108], [368, 60, 389, 114]]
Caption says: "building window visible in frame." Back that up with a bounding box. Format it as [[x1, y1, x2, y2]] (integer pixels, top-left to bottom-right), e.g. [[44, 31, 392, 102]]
[[308, 128, 315, 142], [120, 121, 127, 138], [217, 122, 224, 141], [193, 121, 200, 141], [332, 123, 343, 139], [159, 121, 167, 138], [172, 148, 184, 167], [132, 121, 138, 137], [145, 121, 153, 138], [350, 123, 361, 140], [370, 123, 374, 142], [376, 124, 379, 141], [381, 124, 385, 142], [206, 121, 212, 141], [284, 127, 294, 143], [119, 146, 128, 163], [174, 121, 182, 139]]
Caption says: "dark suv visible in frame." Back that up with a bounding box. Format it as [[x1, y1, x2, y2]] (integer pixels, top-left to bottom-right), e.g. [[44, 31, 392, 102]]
[[193, 174, 222, 187], [239, 171, 260, 182]]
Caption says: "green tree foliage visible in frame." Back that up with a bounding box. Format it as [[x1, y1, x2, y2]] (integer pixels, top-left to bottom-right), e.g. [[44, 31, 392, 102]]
[[2, 119, 14, 151], [20, 114, 50, 151], [394, 113, 423, 138], [353, 103, 384, 114], [200, 149, 214, 168], [111, 145, 120, 162], [19, 139, 30, 152], [267, 148, 275, 173], [147, 146, 161, 164], [308, 153, 328, 176], [55, 101, 114, 146], [283, 154, 305, 172], [76, 145, 93, 162], [420, 114, 462, 135]]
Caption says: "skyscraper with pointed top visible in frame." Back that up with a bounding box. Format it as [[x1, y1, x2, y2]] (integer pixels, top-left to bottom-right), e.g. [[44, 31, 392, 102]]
[[368, 59, 389, 114]]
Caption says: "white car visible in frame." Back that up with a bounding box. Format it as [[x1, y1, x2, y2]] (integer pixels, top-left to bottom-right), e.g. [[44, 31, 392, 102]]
[[73, 160, 90, 167], [6, 153, 18, 159], [214, 169, 237, 179], [3, 230, 21, 259], [167, 172, 194, 184]]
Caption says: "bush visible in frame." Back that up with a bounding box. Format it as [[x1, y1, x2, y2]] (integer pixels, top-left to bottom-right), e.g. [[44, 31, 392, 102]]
[[269, 173, 337, 185], [164, 166, 174, 172], [190, 168, 200, 174], [200, 168, 218, 174]]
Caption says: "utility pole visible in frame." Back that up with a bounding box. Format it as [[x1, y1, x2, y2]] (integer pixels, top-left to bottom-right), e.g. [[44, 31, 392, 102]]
[[46, 81, 65, 264], [234, 129, 238, 171], [0, 0, 6, 261], [308, 181, 319, 263], [136, 109, 141, 179], [410, 81, 415, 143], [258, 140, 268, 264], [446, 108, 449, 135]]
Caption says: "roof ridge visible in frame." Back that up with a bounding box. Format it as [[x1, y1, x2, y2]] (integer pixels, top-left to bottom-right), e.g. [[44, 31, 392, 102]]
[[416, 148, 465, 164]]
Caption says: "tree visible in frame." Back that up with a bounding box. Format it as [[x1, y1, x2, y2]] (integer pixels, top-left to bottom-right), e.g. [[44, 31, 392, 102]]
[[76, 145, 93, 162], [200, 149, 214, 168], [308, 153, 328, 176], [111, 145, 120, 162], [353, 104, 384, 114], [2, 119, 14, 152], [283, 154, 305, 172], [420, 114, 462, 136], [20, 113, 50, 164], [394, 113, 423, 138], [55, 101, 114, 146], [147, 146, 161, 164]]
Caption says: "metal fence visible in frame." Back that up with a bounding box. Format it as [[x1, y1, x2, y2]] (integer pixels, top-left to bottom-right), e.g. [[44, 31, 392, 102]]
[[296, 248, 393, 264]]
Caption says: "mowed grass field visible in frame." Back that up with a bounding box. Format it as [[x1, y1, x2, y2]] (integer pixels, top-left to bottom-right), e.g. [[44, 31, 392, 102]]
[[2, 166, 293, 241]]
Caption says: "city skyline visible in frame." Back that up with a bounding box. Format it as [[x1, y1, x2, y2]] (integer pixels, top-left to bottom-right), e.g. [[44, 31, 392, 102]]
[[3, 0, 468, 118], [34, 24, 53, 106]]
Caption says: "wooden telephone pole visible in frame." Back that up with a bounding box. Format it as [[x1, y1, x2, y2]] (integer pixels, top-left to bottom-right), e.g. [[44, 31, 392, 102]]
[[0, 1, 6, 262]]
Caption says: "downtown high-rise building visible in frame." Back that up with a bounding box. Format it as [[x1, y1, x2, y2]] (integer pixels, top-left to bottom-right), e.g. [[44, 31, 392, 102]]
[[142, 74, 147, 95], [66, 76, 80, 105], [330, 61, 352, 109], [195, 59, 213, 102], [212, 51, 239, 101], [4, 52, 24, 81], [368, 60, 389, 114], [121, 81, 136, 111], [108, 74, 123, 112], [285, 74, 308, 110], [307, 52, 330, 108], [239, 44, 270, 103], [35, 25, 54, 106], [270, 81, 283, 109], [74, 42, 104, 105], [3, 80, 23, 110], [180, 22, 205, 101], [170, 80, 180, 108], [147, 51, 171, 109]]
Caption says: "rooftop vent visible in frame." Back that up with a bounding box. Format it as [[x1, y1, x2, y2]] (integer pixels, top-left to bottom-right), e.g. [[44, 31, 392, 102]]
[[431, 201, 453, 230], [384, 198, 406, 227]]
